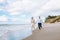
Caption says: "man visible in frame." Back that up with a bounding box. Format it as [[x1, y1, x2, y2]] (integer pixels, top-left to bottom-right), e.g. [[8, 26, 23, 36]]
[[37, 16, 42, 30]]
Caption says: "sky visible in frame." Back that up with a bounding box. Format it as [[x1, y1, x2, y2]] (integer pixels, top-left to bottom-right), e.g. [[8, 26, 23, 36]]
[[0, 0, 60, 24]]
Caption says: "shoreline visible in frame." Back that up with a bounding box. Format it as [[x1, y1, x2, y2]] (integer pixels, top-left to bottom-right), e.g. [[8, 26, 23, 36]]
[[23, 22, 60, 40]]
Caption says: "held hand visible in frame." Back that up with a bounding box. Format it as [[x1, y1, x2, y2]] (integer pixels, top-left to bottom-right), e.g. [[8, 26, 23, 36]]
[[34, 22, 36, 24]]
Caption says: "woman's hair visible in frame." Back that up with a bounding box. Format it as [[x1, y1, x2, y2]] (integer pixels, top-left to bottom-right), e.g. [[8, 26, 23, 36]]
[[31, 17, 33, 19]]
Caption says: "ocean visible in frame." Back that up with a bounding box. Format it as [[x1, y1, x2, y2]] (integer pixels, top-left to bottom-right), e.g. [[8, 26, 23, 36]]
[[0, 24, 32, 40]]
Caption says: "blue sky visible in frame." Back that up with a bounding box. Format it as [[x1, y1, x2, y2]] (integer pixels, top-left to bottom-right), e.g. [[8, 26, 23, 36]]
[[0, 0, 60, 24]]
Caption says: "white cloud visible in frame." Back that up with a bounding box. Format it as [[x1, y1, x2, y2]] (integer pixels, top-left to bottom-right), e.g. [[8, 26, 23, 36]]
[[0, 0, 4, 3], [21, 15, 26, 18], [6, 0, 23, 15], [0, 15, 8, 21], [9, 11, 20, 16], [1, 0, 60, 17], [6, 0, 48, 16], [10, 18, 18, 21], [0, 8, 3, 10], [30, 0, 60, 17], [41, 0, 60, 10], [31, 10, 43, 17], [1, 0, 60, 23]]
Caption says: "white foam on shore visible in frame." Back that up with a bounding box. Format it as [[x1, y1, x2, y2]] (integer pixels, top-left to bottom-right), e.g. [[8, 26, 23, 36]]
[[0, 24, 32, 40]]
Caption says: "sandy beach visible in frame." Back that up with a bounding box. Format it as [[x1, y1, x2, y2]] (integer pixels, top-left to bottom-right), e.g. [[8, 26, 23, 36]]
[[23, 22, 60, 40]]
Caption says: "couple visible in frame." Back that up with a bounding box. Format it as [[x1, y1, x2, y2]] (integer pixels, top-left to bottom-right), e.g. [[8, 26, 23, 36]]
[[31, 16, 42, 30]]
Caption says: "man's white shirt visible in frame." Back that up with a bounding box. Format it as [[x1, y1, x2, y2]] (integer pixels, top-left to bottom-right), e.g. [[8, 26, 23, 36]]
[[36, 19, 42, 23]]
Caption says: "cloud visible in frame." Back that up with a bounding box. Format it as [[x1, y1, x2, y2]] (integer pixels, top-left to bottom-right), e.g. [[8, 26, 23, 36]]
[[6, 0, 48, 16], [0, 0, 48, 23], [1, 0, 60, 16], [0, 0, 60, 23], [39, 0, 60, 18], [0, 15, 8, 21], [41, 0, 60, 10], [0, 0, 4, 3], [10, 18, 19, 21], [0, 8, 3, 10], [9, 11, 20, 16]]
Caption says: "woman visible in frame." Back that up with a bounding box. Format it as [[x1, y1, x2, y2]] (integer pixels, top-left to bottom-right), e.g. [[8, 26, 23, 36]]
[[31, 17, 35, 30]]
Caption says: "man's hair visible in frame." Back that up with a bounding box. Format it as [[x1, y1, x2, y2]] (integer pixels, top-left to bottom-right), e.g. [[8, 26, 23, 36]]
[[39, 16, 40, 18]]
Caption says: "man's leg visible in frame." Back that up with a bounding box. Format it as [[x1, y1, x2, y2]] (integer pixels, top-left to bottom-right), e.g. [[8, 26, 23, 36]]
[[38, 23, 41, 29], [40, 23, 42, 28]]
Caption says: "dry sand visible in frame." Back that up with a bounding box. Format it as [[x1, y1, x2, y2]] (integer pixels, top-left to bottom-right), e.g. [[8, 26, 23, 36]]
[[23, 22, 60, 40]]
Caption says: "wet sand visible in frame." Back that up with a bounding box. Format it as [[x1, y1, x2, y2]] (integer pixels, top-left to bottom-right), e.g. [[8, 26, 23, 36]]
[[23, 22, 60, 40]]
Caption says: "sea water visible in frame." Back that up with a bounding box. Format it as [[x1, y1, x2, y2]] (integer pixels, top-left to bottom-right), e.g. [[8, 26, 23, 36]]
[[0, 24, 32, 40]]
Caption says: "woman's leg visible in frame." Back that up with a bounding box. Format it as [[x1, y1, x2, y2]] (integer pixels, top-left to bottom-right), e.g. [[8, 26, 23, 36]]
[[33, 24, 35, 30], [31, 24, 35, 30]]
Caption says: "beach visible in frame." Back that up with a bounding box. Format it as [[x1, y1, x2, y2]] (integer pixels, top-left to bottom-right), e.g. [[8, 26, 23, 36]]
[[23, 22, 60, 40], [0, 23, 60, 40]]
